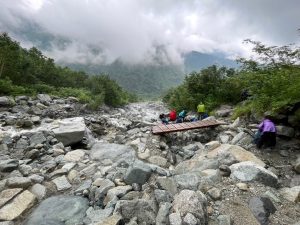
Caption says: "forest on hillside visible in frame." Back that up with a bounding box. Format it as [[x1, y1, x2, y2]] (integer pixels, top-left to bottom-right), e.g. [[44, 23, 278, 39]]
[[163, 40, 300, 117], [0, 33, 137, 108]]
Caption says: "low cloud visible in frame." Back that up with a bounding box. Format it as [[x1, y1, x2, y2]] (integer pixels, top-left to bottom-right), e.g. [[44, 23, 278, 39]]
[[1, 0, 299, 65]]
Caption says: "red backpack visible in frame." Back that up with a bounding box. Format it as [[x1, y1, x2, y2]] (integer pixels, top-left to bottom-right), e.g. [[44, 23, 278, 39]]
[[169, 110, 177, 121]]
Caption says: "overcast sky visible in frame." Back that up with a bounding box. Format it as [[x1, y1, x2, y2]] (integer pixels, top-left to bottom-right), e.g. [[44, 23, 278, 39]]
[[1, 0, 299, 65]]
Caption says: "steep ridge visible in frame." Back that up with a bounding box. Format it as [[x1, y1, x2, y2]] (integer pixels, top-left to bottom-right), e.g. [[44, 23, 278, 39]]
[[0, 96, 299, 225]]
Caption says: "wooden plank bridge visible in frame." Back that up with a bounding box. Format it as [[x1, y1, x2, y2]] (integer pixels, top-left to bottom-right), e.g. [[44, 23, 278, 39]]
[[152, 119, 225, 135]]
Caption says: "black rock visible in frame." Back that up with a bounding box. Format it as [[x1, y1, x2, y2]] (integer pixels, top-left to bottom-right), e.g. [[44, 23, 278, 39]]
[[249, 197, 276, 225]]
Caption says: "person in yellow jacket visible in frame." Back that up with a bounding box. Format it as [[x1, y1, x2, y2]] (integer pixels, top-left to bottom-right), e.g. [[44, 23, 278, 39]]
[[197, 102, 205, 120]]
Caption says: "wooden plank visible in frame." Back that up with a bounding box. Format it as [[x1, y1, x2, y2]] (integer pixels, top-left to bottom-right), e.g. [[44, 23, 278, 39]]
[[152, 120, 225, 135]]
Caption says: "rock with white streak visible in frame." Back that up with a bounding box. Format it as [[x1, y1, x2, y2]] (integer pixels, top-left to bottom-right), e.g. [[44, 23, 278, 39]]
[[0, 190, 37, 221], [0, 188, 23, 208]]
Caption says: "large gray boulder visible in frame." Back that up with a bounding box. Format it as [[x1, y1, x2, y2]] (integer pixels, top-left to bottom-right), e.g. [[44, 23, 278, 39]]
[[37, 94, 52, 105], [0, 159, 19, 172], [230, 161, 278, 187], [248, 197, 276, 225], [124, 160, 152, 185], [172, 190, 208, 224], [174, 156, 219, 175], [90, 142, 136, 166], [174, 173, 201, 191], [207, 144, 265, 167], [0, 97, 15, 107], [52, 117, 86, 146], [114, 199, 157, 225], [276, 125, 295, 138], [24, 196, 89, 225]]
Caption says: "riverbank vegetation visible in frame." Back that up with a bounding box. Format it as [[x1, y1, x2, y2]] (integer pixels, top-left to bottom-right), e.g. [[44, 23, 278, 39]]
[[0, 33, 137, 108], [163, 39, 300, 116]]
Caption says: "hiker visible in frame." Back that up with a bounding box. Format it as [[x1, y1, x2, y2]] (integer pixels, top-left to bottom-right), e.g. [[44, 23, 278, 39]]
[[256, 115, 276, 149], [197, 102, 206, 120], [176, 110, 187, 123], [169, 109, 177, 122], [159, 113, 169, 125]]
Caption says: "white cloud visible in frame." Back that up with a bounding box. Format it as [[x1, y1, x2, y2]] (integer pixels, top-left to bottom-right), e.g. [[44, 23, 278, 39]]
[[0, 0, 299, 65]]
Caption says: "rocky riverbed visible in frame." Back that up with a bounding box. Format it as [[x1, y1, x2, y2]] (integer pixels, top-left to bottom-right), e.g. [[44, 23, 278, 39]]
[[0, 95, 299, 225]]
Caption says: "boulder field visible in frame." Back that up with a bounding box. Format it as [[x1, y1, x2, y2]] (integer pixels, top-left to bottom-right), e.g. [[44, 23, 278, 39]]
[[0, 95, 299, 225]]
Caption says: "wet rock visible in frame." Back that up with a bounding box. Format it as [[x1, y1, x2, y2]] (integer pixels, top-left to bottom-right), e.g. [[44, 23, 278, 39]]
[[6, 177, 32, 188], [172, 190, 208, 224], [52, 175, 72, 191], [0, 159, 19, 172], [0, 190, 37, 221], [279, 186, 300, 203], [0, 188, 23, 208], [124, 160, 152, 185], [52, 117, 86, 146], [24, 195, 89, 225], [249, 197, 276, 225], [230, 161, 278, 187], [114, 199, 157, 225]]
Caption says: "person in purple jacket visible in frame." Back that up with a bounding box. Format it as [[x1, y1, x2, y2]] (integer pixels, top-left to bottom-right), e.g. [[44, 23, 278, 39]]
[[256, 115, 277, 149]]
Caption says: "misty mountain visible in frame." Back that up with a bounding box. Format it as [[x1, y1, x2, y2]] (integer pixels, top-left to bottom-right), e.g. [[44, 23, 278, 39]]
[[65, 52, 237, 98], [184, 51, 238, 73], [2, 20, 237, 98], [66, 61, 185, 98]]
